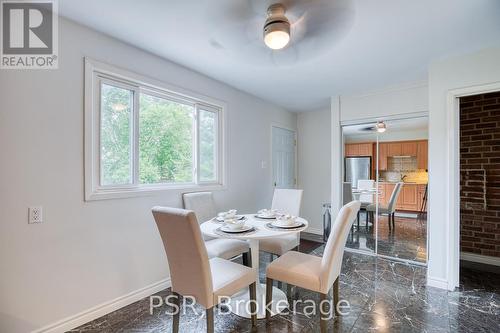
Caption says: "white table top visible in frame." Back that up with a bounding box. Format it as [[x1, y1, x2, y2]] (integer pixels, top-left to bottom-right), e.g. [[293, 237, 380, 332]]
[[200, 214, 308, 240]]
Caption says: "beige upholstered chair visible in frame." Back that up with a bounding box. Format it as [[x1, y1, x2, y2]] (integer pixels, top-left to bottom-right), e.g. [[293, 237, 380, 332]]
[[152, 207, 257, 333], [366, 182, 403, 231], [265, 201, 361, 332], [260, 189, 303, 257], [183, 192, 250, 265]]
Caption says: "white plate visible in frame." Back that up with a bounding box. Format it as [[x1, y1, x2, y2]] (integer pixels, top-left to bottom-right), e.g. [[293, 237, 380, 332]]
[[255, 214, 276, 219], [271, 220, 303, 228], [219, 224, 253, 233]]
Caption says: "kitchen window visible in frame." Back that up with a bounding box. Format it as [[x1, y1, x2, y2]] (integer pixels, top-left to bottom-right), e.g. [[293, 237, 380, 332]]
[[84, 58, 225, 200]]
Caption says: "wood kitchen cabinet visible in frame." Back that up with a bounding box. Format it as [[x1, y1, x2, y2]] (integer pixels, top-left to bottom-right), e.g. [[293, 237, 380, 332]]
[[376, 182, 427, 212], [400, 184, 418, 210], [378, 143, 388, 170], [345, 143, 372, 157], [401, 142, 418, 156], [417, 184, 427, 212], [387, 143, 402, 157], [417, 140, 428, 170]]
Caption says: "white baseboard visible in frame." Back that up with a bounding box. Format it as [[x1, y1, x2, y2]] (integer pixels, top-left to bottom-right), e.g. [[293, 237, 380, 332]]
[[461, 252, 500, 267], [32, 278, 171, 333], [305, 227, 323, 235], [426, 275, 450, 290]]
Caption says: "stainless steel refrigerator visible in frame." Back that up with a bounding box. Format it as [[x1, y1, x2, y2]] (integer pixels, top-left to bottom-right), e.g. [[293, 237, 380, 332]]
[[345, 157, 372, 188]]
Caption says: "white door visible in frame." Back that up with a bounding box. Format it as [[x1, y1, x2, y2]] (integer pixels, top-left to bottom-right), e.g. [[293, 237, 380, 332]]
[[272, 126, 296, 189]]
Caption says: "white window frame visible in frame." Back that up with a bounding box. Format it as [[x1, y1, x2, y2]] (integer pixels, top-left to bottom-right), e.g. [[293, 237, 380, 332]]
[[84, 58, 226, 200]]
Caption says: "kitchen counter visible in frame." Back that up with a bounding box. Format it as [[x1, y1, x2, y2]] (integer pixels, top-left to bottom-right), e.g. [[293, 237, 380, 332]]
[[378, 180, 428, 185]]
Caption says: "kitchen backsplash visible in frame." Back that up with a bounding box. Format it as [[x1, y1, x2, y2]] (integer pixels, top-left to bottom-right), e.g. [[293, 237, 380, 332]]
[[387, 156, 417, 171]]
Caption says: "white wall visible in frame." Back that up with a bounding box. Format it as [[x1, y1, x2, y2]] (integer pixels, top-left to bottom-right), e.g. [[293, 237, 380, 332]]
[[340, 82, 428, 122], [0, 18, 296, 333], [427, 46, 500, 289], [297, 109, 331, 234]]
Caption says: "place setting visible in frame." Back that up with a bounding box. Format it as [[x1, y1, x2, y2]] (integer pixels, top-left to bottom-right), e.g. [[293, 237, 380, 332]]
[[265, 214, 306, 231], [254, 208, 279, 219], [213, 210, 257, 236], [213, 209, 246, 223]]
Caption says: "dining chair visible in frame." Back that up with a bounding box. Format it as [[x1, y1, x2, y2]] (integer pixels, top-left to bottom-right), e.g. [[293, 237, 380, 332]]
[[152, 207, 257, 333], [260, 189, 303, 257], [366, 182, 403, 232], [265, 201, 361, 332], [357, 179, 375, 206], [183, 192, 251, 265]]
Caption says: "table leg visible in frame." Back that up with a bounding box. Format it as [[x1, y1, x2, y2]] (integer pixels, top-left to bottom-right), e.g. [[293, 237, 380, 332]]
[[227, 239, 288, 319]]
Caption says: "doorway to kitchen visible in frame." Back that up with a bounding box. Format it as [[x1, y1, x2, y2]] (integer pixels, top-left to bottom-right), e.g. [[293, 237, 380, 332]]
[[341, 116, 428, 265]]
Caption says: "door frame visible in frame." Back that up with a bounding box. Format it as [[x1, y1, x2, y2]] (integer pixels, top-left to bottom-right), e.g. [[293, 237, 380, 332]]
[[445, 81, 500, 290], [271, 124, 298, 189]]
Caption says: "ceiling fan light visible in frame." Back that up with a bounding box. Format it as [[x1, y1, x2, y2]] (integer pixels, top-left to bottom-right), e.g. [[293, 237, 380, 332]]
[[376, 121, 387, 133], [263, 4, 290, 50], [264, 28, 290, 50]]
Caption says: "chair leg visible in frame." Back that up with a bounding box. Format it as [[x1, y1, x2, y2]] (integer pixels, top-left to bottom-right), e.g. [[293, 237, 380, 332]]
[[392, 213, 396, 230], [333, 277, 340, 316], [242, 250, 252, 267], [206, 307, 214, 333], [266, 278, 273, 320], [276, 257, 283, 289], [249, 282, 257, 327], [388, 213, 391, 231], [242, 252, 248, 267], [286, 283, 293, 300], [172, 292, 180, 333], [319, 293, 328, 333]]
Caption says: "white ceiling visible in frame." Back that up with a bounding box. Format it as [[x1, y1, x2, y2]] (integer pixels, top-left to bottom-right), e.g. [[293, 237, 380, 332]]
[[59, 0, 500, 112]]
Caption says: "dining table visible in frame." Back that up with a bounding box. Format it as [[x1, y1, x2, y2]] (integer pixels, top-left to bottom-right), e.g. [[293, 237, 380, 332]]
[[200, 213, 308, 319]]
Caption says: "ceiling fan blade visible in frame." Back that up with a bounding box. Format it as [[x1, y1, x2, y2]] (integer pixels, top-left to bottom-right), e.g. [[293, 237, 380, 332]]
[[204, 0, 356, 66]]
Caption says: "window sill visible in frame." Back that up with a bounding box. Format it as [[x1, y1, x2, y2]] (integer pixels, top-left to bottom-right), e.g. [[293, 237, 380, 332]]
[[85, 183, 226, 201]]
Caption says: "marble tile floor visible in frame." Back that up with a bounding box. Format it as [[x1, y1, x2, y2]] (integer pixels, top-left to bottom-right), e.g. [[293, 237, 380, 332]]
[[70, 240, 499, 333], [346, 212, 427, 263]]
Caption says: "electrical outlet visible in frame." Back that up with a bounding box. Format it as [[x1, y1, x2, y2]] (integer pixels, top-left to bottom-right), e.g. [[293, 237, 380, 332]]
[[29, 206, 43, 224]]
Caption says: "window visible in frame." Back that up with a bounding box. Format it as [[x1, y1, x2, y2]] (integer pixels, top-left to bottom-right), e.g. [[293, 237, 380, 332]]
[[85, 59, 224, 200]]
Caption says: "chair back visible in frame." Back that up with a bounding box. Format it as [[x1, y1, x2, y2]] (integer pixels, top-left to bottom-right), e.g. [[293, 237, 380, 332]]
[[342, 182, 353, 205], [152, 207, 213, 308], [387, 182, 403, 213], [357, 179, 374, 203], [271, 189, 303, 216], [182, 192, 217, 224], [320, 201, 361, 293]]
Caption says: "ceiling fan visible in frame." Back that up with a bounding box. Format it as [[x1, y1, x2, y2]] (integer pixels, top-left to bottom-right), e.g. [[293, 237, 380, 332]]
[[359, 122, 387, 133], [206, 0, 354, 65]]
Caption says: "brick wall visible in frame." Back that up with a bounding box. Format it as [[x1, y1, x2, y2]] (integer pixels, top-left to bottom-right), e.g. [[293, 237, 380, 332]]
[[460, 91, 500, 257]]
